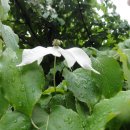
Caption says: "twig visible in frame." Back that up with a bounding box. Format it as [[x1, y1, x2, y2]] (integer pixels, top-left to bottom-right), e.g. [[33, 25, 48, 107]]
[[77, 0, 91, 39]]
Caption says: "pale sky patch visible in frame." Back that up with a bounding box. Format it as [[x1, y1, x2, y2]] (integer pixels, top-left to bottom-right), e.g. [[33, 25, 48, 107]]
[[97, 0, 130, 24], [111, 0, 130, 23]]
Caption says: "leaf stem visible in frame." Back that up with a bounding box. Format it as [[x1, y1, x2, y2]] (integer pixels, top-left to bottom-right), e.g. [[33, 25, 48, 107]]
[[31, 118, 40, 130], [53, 56, 56, 93]]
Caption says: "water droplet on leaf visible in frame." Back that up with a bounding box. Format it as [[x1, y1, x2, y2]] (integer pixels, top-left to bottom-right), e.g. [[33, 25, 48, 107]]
[[67, 117, 72, 124], [21, 85, 25, 91], [84, 85, 87, 89], [14, 120, 17, 123], [21, 125, 26, 129], [12, 77, 15, 82], [82, 121, 86, 128], [80, 94, 84, 98], [18, 102, 22, 107], [32, 88, 35, 92], [9, 65, 13, 69]]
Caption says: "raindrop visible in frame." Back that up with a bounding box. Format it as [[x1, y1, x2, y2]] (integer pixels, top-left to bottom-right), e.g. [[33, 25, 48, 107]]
[[64, 118, 68, 122], [9, 65, 13, 69], [58, 126, 61, 129], [16, 94, 19, 98], [12, 77, 15, 82], [7, 80, 10, 84], [14, 119, 17, 123], [12, 58, 16, 63], [84, 85, 87, 89], [80, 94, 84, 98], [18, 67, 22, 72], [67, 117, 72, 124], [32, 88, 35, 92], [21, 85, 25, 91], [22, 119, 26, 122], [40, 85, 43, 89], [82, 121, 86, 128], [11, 77, 15, 83], [18, 102, 22, 107], [76, 85, 80, 88], [21, 125, 26, 129], [13, 71, 17, 76]]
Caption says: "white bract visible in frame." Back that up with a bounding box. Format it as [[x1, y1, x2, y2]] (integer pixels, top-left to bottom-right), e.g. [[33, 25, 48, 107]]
[[17, 46, 100, 74]]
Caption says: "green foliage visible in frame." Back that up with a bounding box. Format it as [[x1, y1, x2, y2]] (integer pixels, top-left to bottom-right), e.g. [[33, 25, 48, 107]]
[[32, 105, 83, 130], [0, 0, 10, 20], [86, 90, 130, 130], [0, 111, 31, 130], [0, 91, 8, 118], [118, 40, 130, 89], [63, 68, 100, 108], [8, 0, 130, 48], [92, 55, 123, 98], [0, 0, 19, 50], [0, 23, 19, 50], [0, 48, 44, 116], [0, 0, 130, 130]]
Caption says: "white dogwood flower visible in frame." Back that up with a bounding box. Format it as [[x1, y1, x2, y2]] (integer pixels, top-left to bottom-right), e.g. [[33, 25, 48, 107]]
[[17, 46, 99, 74]]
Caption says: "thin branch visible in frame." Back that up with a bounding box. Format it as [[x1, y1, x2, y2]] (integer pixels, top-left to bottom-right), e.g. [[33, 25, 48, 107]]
[[14, 0, 41, 46], [77, 0, 91, 39], [6, 20, 25, 24]]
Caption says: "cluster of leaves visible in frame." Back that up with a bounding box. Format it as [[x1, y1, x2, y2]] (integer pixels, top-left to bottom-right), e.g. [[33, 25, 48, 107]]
[[1, 0, 130, 130], [7, 0, 130, 48], [7, 0, 130, 74]]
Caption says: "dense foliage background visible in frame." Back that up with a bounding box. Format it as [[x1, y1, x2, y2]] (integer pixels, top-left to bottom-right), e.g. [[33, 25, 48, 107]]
[[1, 0, 130, 130], [8, 0, 130, 48]]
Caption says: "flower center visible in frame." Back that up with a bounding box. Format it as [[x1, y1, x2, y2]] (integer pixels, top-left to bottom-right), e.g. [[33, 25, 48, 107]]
[[52, 39, 63, 46]]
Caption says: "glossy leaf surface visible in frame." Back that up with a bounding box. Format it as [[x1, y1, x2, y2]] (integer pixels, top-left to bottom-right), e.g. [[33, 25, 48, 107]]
[[0, 48, 45, 116]]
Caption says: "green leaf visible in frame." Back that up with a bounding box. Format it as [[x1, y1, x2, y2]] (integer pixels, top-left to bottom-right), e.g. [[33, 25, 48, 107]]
[[0, 24, 19, 50], [0, 48, 45, 116], [49, 94, 66, 108], [0, 39, 3, 55], [123, 49, 130, 65], [86, 90, 130, 130], [0, 90, 8, 118], [38, 95, 52, 109], [0, 0, 10, 20], [118, 49, 130, 89], [0, 111, 31, 130], [0, 0, 10, 12], [31, 104, 50, 130], [92, 55, 123, 98], [43, 87, 65, 95], [65, 92, 76, 110], [105, 118, 122, 130], [32, 105, 84, 130], [63, 68, 100, 108], [75, 100, 89, 121]]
